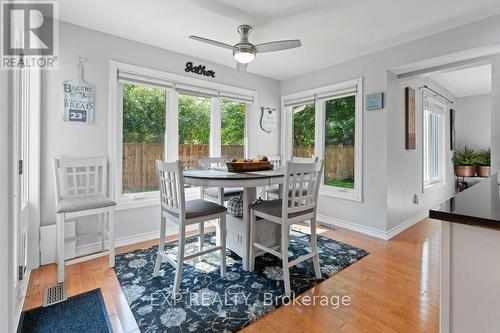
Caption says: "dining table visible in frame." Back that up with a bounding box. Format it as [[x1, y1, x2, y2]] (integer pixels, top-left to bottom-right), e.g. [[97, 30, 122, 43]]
[[183, 167, 284, 270]]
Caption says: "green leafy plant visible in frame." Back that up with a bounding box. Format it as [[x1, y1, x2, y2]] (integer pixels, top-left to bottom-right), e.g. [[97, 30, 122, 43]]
[[452, 146, 476, 166], [475, 148, 491, 166]]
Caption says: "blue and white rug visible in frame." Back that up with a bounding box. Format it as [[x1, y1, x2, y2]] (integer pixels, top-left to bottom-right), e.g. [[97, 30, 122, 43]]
[[114, 230, 368, 333]]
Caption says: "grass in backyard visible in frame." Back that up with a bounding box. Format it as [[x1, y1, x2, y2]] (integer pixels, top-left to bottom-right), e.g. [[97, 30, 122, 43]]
[[324, 178, 354, 189]]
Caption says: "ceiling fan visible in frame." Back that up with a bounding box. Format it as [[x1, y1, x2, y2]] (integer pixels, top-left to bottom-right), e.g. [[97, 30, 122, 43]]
[[189, 25, 301, 72]]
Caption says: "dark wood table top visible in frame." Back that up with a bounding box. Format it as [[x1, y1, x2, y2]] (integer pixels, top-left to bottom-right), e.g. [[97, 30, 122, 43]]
[[183, 167, 284, 180], [429, 174, 500, 231]]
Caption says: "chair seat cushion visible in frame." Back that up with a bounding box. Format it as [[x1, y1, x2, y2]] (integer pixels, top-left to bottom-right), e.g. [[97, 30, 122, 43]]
[[227, 197, 243, 217], [57, 196, 116, 213], [250, 199, 313, 219], [166, 199, 227, 219], [204, 187, 243, 199]]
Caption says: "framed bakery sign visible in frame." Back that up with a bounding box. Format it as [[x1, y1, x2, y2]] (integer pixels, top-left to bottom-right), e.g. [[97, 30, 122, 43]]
[[63, 80, 95, 123]]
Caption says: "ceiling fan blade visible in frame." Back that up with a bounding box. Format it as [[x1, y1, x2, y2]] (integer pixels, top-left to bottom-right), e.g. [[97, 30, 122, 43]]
[[189, 35, 235, 50], [255, 40, 302, 53], [237, 62, 247, 72]]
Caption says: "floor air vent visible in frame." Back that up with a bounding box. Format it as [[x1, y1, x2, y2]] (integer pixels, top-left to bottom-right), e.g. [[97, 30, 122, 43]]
[[43, 283, 67, 307]]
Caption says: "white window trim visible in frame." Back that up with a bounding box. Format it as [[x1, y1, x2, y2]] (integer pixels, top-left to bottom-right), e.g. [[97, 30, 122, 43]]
[[422, 92, 447, 191], [281, 77, 363, 202], [109, 60, 257, 210]]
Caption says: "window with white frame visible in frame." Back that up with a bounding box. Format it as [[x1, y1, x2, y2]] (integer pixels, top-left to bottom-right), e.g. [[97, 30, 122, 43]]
[[221, 99, 246, 160], [122, 83, 167, 194], [282, 78, 363, 201], [423, 94, 445, 187], [292, 102, 315, 158], [111, 61, 255, 206]]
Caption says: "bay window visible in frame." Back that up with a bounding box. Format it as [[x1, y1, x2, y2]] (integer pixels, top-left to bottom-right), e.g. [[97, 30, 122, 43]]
[[282, 78, 363, 201], [110, 61, 255, 208]]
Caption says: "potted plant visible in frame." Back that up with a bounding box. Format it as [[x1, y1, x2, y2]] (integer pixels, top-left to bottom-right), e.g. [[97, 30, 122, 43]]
[[475, 148, 491, 177], [452, 146, 477, 177]]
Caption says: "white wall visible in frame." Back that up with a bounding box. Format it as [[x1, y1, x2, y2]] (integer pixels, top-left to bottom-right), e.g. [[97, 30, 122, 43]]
[[0, 66, 12, 333], [455, 94, 491, 150], [281, 14, 500, 236], [490, 56, 500, 174], [41, 22, 281, 245], [386, 76, 455, 232]]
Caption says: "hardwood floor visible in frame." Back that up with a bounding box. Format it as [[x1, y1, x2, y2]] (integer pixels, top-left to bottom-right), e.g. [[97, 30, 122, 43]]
[[24, 218, 440, 332]]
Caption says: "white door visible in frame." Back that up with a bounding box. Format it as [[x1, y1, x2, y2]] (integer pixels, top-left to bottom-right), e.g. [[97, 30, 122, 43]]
[[12, 67, 31, 314]]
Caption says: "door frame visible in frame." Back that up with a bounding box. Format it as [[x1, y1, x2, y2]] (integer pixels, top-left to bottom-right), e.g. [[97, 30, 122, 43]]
[[10, 64, 41, 329]]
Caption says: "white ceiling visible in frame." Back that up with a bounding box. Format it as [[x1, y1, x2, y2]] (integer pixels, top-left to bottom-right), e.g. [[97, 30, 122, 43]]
[[430, 65, 492, 98], [58, 0, 500, 80]]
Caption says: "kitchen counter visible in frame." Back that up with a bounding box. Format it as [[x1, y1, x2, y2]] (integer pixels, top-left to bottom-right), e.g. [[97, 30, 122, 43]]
[[431, 174, 500, 333], [429, 174, 500, 230]]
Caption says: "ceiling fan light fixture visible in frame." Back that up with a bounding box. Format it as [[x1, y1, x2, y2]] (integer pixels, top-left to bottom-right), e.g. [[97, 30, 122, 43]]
[[234, 50, 255, 64]]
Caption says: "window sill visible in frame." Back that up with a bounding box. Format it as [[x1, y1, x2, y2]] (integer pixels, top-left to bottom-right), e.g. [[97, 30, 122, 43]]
[[319, 186, 361, 202], [423, 181, 445, 192], [116, 194, 160, 211], [115, 188, 202, 211]]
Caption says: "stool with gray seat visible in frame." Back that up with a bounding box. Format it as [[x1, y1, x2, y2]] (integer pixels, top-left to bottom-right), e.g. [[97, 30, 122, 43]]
[[53, 156, 116, 283], [153, 160, 227, 298], [266, 156, 319, 199], [199, 157, 243, 204], [249, 159, 323, 296]]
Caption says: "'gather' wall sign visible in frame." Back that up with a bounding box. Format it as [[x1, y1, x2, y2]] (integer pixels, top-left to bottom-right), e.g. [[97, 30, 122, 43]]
[[185, 62, 216, 78]]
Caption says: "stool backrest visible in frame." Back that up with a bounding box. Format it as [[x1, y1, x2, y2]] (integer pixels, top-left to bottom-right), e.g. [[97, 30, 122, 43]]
[[283, 160, 323, 217], [156, 160, 185, 218], [267, 154, 282, 166], [291, 156, 318, 163], [54, 157, 108, 201], [199, 156, 229, 168]]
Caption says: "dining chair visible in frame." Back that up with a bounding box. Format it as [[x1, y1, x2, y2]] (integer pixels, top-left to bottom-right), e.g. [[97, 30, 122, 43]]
[[199, 156, 243, 204], [153, 160, 227, 298], [249, 159, 324, 296], [263, 154, 282, 199], [266, 156, 319, 199], [53, 156, 116, 283], [267, 154, 282, 166]]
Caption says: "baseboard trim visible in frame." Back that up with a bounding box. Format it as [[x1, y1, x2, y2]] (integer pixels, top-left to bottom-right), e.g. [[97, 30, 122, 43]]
[[40, 224, 200, 265], [317, 214, 388, 240], [386, 210, 429, 240], [317, 210, 428, 241], [76, 229, 161, 258]]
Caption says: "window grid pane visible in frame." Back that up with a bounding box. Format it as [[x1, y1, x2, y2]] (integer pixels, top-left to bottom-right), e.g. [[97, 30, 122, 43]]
[[323, 95, 355, 189], [221, 99, 245, 160], [178, 94, 211, 169], [292, 103, 315, 158], [423, 98, 443, 187], [122, 83, 166, 194]]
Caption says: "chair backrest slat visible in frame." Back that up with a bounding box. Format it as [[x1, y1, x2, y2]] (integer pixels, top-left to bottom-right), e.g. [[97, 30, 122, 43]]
[[267, 154, 281, 166], [54, 157, 108, 202], [156, 160, 185, 218], [199, 156, 230, 168], [282, 160, 323, 216], [291, 156, 318, 164]]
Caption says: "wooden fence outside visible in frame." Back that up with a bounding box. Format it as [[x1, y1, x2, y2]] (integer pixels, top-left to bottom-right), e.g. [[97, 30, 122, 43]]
[[293, 144, 355, 181], [123, 142, 354, 193], [122, 142, 244, 193]]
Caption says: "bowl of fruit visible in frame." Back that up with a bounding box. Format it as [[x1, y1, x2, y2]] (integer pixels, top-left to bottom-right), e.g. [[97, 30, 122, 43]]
[[226, 156, 273, 172]]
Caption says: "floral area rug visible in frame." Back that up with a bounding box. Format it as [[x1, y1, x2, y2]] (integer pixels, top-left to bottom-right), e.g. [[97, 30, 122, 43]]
[[114, 230, 368, 332]]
